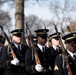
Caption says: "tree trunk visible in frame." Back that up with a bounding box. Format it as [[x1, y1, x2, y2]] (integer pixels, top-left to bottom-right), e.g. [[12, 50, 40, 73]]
[[15, 0, 25, 44], [15, 0, 24, 29]]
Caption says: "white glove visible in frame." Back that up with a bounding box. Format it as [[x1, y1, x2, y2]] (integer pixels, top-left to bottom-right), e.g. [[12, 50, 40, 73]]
[[11, 58, 19, 65], [49, 66, 52, 70], [35, 64, 44, 72]]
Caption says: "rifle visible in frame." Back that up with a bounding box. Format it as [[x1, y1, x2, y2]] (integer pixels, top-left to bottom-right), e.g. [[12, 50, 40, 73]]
[[0, 26, 17, 59], [26, 23, 41, 64], [54, 24, 73, 75]]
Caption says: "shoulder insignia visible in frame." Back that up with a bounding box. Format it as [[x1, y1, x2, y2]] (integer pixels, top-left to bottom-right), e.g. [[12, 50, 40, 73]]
[[54, 65, 59, 71]]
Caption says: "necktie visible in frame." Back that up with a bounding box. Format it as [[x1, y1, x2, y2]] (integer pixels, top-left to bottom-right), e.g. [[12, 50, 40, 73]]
[[56, 48, 59, 53], [73, 54, 76, 60], [18, 45, 21, 51], [42, 46, 45, 53]]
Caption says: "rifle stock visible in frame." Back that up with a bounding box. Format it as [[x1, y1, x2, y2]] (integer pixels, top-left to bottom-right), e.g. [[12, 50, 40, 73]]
[[30, 36, 41, 64], [54, 25, 73, 75], [26, 23, 41, 64], [33, 46, 41, 64], [0, 26, 17, 59]]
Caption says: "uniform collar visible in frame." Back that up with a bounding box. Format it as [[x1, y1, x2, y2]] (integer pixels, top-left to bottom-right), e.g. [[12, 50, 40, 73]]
[[67, 50, 74, 58], [37, 44, 45, 52], [14, 43, 21, 50], [53, 45, 57, 50]]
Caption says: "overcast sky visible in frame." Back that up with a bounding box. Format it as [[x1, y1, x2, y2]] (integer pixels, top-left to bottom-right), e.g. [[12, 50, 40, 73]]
[[1, 0, 76, 33], [2, 1, 52, 29], [25, 1, 51, 20], [25, 1, 53, 21]]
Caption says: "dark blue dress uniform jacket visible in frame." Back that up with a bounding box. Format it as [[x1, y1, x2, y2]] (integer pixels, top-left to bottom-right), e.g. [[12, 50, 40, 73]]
[[54, 51, 76, 75], [25, 45, 52, 75], [1, 43, 28, 75], [49, 46, 62, 74]]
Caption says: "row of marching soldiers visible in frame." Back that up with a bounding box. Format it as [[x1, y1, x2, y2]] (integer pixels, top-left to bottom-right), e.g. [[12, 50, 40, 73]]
[[0, 28, 76, 75]]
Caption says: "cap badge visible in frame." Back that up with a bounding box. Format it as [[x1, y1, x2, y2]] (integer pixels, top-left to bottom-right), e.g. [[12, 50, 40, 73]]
[[73, 34, 76, 37]]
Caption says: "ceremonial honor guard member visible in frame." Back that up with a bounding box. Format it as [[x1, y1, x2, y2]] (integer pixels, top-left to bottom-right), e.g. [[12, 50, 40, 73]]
[[25, 28, 52, 75], [49, 32, 62, 75], [54, 32, 76, 75], [1, 29, 28, 75]]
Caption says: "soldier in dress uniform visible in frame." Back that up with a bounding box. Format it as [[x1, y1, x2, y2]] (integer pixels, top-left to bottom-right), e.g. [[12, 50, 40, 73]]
[[0, 35, 5, 75], [54, 32, 76, 75], [25, 28, 52, 75], [49, 32, 62, 75], [1, 29, 28, 75]]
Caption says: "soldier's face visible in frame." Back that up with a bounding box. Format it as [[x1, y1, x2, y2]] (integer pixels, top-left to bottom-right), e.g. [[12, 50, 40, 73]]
[[38, 36, 47, 46], [51, 38, 60, 46], [72, 44, 76, 50], [66, 42, 75, 53], [12, 36, 21, 44]]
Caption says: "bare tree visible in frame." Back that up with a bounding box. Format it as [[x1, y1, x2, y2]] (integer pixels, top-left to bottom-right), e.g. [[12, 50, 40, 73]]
[[64, 20, 76, 33], [0, 9, 11, 35], [49, 0, 76, 34], [0, 0, 7, 5], [25, 15, 43, 36]]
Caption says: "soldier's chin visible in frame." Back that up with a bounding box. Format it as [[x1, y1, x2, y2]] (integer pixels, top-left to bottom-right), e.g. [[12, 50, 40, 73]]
[[43, 41, 46, 45], [17, 41, 21, 44]]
